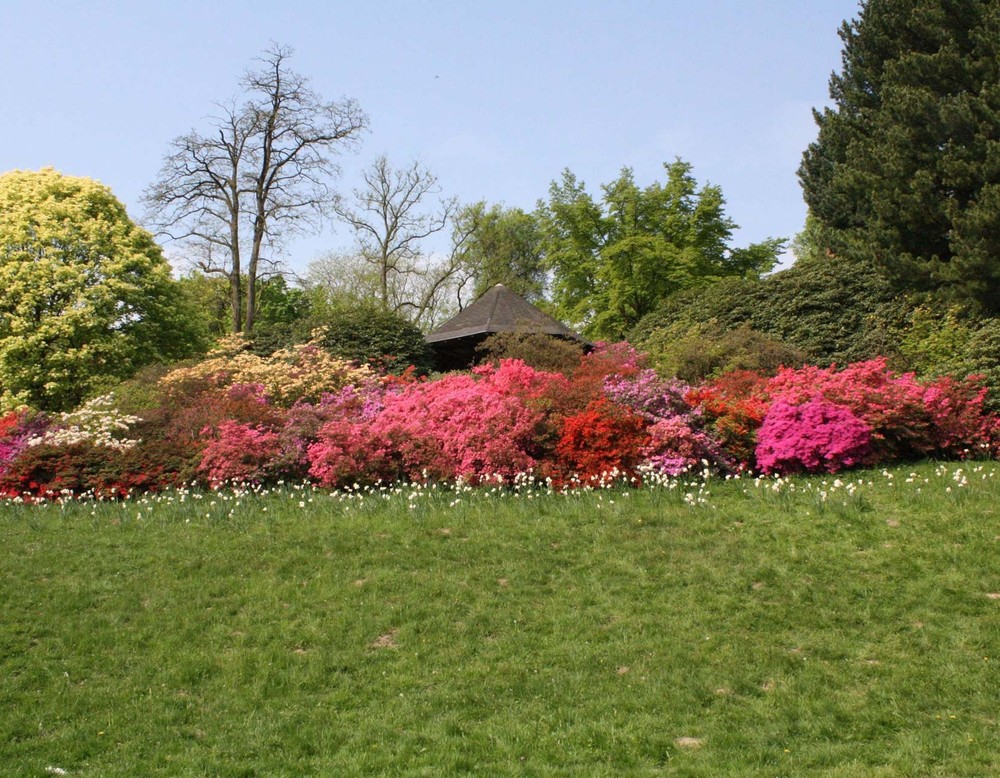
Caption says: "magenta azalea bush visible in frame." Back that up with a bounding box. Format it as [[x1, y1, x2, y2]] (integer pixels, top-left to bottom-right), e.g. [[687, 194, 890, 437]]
[[1, 347, 998, 500], [756, 399, 873, 475]]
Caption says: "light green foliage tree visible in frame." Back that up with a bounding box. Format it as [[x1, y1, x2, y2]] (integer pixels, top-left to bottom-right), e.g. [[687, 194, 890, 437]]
[[452, 202, 546, 303], [539, 161, 783, 339], [0, 168, 206, 411], [800, 0, 1000, 313]]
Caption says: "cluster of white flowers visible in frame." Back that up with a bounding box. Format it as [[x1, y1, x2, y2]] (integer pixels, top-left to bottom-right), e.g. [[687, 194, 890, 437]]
[[26, 393, 141, 451]]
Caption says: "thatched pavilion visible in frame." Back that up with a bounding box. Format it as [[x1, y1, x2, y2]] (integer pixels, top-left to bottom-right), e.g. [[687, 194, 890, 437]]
[[425, 284, 587, 371]]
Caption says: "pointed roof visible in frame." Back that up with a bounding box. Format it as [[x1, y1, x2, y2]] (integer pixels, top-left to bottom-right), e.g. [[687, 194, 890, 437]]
[[426, 284, 582, 343]]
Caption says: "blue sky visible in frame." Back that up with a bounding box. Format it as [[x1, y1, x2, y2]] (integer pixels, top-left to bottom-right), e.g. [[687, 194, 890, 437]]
[[2, 0, 861, 275]]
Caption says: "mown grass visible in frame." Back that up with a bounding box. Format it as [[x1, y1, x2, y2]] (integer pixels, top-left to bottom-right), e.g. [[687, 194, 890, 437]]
[[2, 462, 999, 776]]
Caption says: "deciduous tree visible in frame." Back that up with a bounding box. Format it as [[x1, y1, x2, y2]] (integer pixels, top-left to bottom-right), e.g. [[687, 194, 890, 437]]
[[330, 155, 464, 328], [539, 161, 783, 339], [0, 169, 205, 411], [143, 44, 366, 333]]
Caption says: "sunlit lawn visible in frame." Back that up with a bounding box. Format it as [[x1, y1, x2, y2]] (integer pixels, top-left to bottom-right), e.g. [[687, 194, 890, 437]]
[[2, 462, 999, 776]]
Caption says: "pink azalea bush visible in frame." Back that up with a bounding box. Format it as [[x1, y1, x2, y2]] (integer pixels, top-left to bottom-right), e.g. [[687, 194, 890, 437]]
[[198, 420, 284, 486], [308, 360, 568, 488], [756, 398, 873, 474], [765, 358, 995, 462]]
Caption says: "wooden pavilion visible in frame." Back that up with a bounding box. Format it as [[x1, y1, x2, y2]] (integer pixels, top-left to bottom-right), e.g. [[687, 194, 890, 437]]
[[425, 284, 587, 371]]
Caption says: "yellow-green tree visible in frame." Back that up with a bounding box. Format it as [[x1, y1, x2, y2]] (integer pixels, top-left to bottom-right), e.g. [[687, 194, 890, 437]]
[[0, 168, 206, 411]]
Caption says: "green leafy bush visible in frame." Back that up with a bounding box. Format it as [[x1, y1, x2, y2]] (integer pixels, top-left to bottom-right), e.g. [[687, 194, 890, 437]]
[[632, 254, 910, 368], [898, 307, 1000, 411], [476, 332, 585, 375], [311, 304, 433, 374], [641, 322, 806, 382]]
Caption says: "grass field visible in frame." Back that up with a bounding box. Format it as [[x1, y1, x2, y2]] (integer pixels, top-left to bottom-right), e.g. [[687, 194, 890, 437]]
[[2, 463, 999, 776]]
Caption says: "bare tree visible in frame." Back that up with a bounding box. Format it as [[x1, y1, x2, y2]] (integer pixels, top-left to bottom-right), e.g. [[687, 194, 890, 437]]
[[142, 43, 367, 333], [331, 155, 474, 328]]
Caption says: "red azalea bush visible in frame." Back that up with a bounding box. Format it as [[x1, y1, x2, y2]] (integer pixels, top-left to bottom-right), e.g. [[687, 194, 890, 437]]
[[553, 398, 650, 484], [756, 398, 873, 475]]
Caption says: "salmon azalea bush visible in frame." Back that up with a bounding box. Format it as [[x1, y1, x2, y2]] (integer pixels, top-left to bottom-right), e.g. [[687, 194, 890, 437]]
[[0, 345, 997, 501]]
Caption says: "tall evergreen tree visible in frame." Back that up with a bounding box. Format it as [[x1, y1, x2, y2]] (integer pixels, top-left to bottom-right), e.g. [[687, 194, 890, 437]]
[[800, 0, 1000, 313]]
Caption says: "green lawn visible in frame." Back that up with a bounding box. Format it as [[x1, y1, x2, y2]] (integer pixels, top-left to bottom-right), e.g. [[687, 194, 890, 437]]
[[2, 463, 999, 776]]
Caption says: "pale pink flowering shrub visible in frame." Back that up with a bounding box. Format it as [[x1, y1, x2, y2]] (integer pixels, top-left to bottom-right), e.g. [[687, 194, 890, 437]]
[[756, 399, 873, 474]]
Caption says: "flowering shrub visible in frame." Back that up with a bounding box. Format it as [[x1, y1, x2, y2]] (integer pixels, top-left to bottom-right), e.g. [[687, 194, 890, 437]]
[[766, 359, 995, 461], [642, 416, 728, 476], [547, 341, 647, 416], [3, 338, 998, 500], [307, 421, 443, 488], [686, 370, 771, 468], [27, 394, 141, 451], [554, 398, 649, 484], [198, 421, 285, 486], [159, 332, 372, 406], [756, 399, 873, 474], [603, 369, 690, 420], [603, 369, 731, 474], [0, 409, 48, 476]]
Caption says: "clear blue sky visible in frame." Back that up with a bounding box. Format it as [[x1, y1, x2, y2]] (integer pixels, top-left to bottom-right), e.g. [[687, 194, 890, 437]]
[[2, 0, 861, 275]]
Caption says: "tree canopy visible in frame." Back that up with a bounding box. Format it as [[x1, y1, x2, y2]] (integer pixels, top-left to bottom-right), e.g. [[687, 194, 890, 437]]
[[800, 0, 1000, 313], [0, 168, 205, 411], [539, 161, 784, 340]]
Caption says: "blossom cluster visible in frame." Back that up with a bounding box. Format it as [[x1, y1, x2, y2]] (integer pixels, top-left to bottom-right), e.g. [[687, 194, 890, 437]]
[[0, 346, 997, 501]]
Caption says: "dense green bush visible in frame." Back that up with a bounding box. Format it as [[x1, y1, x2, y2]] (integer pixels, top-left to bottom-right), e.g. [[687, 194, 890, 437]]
[[631, 253, 911, 368], [476, 332, 585, 375], [640, 322, 806, 382], [898, 307, 1000, 412], [311, 304, 433, 374]]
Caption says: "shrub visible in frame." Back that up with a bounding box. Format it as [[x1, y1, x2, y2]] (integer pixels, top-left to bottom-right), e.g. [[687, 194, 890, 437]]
[[640, 322, 806, 382], [25, 394, 141, 452], [307, 359, 567, 486], [898, 306, 1000, 412], [0, 409, 49, 477], [311, 303, 434, 374], [603, 369, 731, 474], [630, 253, 910, 368], [547, 341, 647, 417], [307, 422, 442, 488], [0, 442, 129, 500], [160, 333, 371, 407], [476, 331, 584, 375], [766, 359, 996, 463], [198, 421, 285, 486], [756, 399, 873, 475], [554, 399, 649, 484], [685, 370, 771, 469]]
